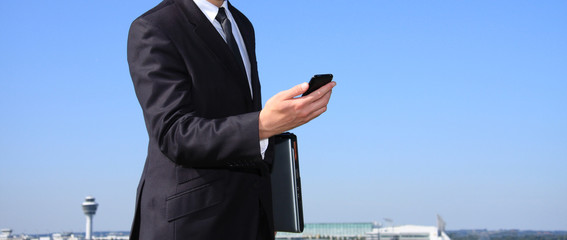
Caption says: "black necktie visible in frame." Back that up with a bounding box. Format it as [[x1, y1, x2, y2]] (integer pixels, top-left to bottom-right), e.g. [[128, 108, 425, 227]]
[[215, 7, 246, 74]]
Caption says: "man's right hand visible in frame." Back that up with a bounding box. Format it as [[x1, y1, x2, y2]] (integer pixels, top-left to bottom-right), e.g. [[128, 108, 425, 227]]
[[258, 81, 336, 139]]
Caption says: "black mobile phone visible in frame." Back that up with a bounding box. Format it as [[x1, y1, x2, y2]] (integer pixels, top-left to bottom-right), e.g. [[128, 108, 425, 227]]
[[302, 74, 333, 96]]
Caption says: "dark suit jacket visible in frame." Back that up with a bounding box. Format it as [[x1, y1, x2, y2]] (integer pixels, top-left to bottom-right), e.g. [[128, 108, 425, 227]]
[[127, 0, 274, 239]]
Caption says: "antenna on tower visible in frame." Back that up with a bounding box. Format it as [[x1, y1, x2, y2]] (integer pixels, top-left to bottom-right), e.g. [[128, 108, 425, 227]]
[[82, 196, 98, 240], [437, 214, 446, 237]]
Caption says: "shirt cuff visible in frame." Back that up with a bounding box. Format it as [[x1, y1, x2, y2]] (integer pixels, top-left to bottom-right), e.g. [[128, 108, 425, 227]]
[[260, 138, 269, 159]]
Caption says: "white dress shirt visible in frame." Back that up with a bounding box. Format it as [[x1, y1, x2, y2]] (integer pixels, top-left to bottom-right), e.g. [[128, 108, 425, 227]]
[[193, 0, 268, 159]]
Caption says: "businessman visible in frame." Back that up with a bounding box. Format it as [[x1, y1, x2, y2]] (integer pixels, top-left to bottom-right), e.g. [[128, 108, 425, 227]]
[[127, 0, 335, 239]]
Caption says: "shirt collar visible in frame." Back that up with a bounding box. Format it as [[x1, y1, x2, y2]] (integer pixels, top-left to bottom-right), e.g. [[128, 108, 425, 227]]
[[193, 0, 229, 24]]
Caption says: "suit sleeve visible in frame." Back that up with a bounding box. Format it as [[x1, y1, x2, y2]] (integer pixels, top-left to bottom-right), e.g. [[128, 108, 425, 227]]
[[127, 18, 261, 168]]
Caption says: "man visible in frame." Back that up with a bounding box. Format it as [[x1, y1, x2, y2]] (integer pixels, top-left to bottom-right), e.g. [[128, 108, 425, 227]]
[[127, 0, 335, 239]]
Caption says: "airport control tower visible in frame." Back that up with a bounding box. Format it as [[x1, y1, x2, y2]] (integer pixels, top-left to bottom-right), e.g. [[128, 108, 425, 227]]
[[82, 196, 98, 240]]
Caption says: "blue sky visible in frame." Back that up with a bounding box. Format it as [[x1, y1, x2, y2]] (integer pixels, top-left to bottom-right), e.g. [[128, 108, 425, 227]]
[[1, 0, 566, 234]]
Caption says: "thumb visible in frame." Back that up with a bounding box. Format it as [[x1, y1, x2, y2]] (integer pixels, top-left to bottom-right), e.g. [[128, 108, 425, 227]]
[[279, 82, 309, 99]]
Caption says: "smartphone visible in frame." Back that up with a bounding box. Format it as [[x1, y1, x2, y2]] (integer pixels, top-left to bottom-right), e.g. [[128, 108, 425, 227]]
[[302, 74, 333, 96]]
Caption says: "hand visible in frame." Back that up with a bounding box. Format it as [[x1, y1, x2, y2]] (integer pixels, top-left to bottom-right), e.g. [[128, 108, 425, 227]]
[[259, 81, 336, 139]]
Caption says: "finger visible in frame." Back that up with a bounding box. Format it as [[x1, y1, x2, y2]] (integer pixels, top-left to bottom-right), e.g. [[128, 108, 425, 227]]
[[305, 105, 328, 122], [295, 97, 330, 125], [305, 90, 332, 111], [278, 82, 309, 100], [303, 81, 336, 101]]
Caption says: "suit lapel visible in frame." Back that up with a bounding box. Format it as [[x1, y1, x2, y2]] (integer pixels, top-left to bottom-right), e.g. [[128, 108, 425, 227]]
[[229, 3, 262, 110], [173, 0, 252, 106]]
